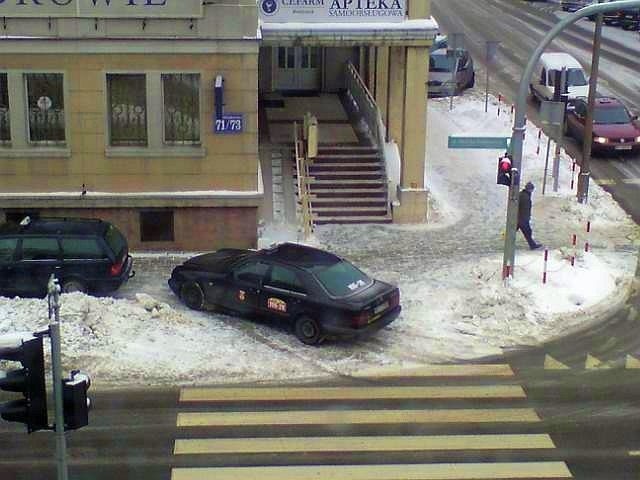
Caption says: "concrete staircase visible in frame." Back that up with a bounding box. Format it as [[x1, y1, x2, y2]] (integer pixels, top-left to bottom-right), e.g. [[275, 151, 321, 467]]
[[302, 145, 391, 225]]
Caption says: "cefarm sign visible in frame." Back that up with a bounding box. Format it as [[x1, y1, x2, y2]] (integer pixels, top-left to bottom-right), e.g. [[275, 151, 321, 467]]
[[259, 0, 407, 23], [0, 0, 203, 18]]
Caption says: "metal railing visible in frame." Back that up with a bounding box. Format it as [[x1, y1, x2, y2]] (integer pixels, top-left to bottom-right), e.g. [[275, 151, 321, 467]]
[[344, 62, 390, 213], [293, 122, 314, 239]]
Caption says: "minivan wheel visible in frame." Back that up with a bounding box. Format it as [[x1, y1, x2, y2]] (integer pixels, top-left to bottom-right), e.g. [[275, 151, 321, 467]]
[[61, 279, 87, 294], [180, 282, 205, 310], [294, 316, 323, 346]]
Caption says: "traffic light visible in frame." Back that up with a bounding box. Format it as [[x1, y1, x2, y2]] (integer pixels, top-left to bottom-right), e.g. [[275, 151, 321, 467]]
[[497, 155, 512, 186], [0, 336, 48, 433], [63, 370, 90, 431]]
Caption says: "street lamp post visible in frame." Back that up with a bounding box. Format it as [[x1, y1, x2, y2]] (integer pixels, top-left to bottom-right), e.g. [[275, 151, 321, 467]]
[[503, 0, 640, 280]]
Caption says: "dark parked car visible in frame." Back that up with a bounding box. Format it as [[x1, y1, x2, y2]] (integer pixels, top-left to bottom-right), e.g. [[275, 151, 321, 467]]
[[561, 1, 590, 12], [565, 97, 640, 153], [168, 242, 401, 345], [0, 216, 134, 297]]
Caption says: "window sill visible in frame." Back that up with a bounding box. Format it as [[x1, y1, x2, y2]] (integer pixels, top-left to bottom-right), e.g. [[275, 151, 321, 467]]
[[105, 146, 206, 158], [0, 147, 71, 159]]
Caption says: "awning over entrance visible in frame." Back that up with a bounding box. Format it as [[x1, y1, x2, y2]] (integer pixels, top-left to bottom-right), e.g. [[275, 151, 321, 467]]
[[260, 18, 438, 46]]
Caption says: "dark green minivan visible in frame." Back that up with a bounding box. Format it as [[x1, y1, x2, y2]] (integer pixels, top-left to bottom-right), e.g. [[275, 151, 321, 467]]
[[0, 217, 134, 297]]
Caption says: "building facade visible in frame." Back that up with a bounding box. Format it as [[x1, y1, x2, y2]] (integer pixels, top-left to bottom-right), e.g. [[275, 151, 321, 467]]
[[0, 0, 436, 251]]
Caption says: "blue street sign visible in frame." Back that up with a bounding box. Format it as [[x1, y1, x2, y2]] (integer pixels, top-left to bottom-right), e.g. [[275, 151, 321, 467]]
[[448, 135, 510, 149], [214, 113, 243, 134]]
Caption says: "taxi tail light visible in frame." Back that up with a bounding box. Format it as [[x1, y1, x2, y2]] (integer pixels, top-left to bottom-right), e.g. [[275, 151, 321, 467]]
[[352, 311, 371, 328], [389, 290, 400, 308], [109, 258, 124, 277]]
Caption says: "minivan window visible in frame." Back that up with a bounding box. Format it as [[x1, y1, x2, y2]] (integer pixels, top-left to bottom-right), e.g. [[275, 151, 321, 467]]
[[103, 224, 126, 259], [21, 237, 60, 260], [549, 68, 587, 87], [430, 53, 455, 73], [0, 238, 17, 262], [61, 238, 106, 260]]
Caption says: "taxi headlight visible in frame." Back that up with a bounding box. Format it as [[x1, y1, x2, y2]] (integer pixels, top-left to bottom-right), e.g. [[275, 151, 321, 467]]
[[594, 136, 608, 144]]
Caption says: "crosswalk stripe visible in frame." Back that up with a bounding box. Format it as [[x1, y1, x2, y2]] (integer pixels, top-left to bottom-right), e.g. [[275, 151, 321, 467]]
[[544, 355, 570, 370], [170, 462, 573, 480], [629, 450, 640, 456], [621, 178, 640, 185], [177, 408, 541, 427], [626, 355, 640, 369], [173, 434, 556, 455], [351, 364, 515, 378], [594, 178, 616, 186], [585, 354, 611, 369], [180, 385, 526, 403]]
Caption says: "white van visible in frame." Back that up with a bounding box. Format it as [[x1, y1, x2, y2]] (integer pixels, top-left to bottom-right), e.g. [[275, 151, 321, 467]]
[[530, 52, 589, 102]]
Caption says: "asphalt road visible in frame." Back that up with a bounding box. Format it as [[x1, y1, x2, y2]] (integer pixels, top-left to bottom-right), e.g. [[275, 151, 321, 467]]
[[432, 0, 640, 223]]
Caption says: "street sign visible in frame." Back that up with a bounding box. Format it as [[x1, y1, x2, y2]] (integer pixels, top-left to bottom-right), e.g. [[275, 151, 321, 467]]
[[448, 136, 510, 149], [213, 113, 243, 134], [540, 101, 565, 126]]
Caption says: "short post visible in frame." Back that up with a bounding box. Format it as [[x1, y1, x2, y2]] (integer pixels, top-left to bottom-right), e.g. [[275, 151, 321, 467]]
[[543, 249, 549, 284], [536, 129, 542, 155], [585, 221, 591, 252], [570, 161, 577, 190], [571, 234, 577, 266]]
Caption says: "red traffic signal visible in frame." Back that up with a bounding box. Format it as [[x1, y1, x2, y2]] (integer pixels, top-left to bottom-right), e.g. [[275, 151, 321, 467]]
[[497, 155, 512, 186]]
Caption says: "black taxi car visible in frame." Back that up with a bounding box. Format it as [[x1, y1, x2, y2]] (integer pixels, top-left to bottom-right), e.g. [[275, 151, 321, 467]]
[[168, 243, 400, 345]]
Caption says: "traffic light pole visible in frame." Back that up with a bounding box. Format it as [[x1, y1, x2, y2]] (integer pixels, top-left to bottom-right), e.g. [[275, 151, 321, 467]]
[[503, 0, 640, 279], [48, 277, 69, 480], [578, 0, 604, 204]]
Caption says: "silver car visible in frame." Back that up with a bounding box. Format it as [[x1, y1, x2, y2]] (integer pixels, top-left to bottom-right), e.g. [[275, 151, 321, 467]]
[[428, 48, 475, 97]]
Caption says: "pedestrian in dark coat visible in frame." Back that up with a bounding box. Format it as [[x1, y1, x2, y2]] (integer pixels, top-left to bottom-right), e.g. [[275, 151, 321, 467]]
[[518, 182, 542, 250]]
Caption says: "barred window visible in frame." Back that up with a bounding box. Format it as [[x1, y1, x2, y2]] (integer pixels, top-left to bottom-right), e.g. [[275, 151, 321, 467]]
[[26, 73, 65, 144], [162, 74, 200, 145], [0, 73, 9, 145], [108, 74, 147, 147]]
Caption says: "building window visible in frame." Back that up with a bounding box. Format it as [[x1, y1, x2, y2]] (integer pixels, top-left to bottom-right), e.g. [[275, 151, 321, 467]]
[[108, 74, 147, 147], [162, 74, 200, 145], [0, 73, 10, 145], [25, 73, 66, 145], [140, 211, 174, 242]]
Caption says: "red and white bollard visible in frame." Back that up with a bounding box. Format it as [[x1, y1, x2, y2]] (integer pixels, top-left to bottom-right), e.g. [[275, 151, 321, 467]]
[[571, 234, 577, 266], [498, 94, 503, 117], [536, 129, 542, 155], [570, 162, 577, 190], [543, 249, 549, 284], [585, 221, 591, 252]]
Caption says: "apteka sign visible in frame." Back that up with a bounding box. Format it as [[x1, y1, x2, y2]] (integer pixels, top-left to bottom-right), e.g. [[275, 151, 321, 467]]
[[0, 0, 203, 18], [259, 0, 407, 23]]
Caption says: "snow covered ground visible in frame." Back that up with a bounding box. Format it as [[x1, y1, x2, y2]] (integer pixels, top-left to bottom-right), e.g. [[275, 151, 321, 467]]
[[0, 92, 638, 388]]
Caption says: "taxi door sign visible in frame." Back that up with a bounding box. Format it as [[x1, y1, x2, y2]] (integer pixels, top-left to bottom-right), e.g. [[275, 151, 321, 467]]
[[267, 297, 287, 313]]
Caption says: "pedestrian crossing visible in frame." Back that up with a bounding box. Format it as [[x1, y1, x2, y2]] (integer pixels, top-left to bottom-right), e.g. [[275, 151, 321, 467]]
[[170, 364, 573, 480]]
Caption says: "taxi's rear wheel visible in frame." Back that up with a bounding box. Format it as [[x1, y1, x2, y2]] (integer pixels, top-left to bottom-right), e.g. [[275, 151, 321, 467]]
[[61, 279, 87, 294], [294, 316, 322, 346], [181, 281, 205, 310]]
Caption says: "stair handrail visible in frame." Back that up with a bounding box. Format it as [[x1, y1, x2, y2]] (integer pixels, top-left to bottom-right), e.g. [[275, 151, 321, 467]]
[[293, 121, 314, 239], [345, 62, 390, 217]]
